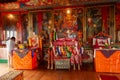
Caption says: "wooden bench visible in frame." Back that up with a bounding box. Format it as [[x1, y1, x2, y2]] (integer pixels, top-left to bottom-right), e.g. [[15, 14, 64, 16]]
[[0, 70, 23, 80]]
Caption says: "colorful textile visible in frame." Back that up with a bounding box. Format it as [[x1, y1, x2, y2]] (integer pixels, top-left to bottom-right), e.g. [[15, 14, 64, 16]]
[[56, 47, 61, 56], [100, 50, 116, 58], [70, 54, 81, 64], [94, 50, 120, 73], [53, 31, 58, 41], [99, 75, 119, 80], [93, 37, 110, 49], [13, 49, 29, 58], [13, 50, 37, 69], [52, 38, 82, 65]]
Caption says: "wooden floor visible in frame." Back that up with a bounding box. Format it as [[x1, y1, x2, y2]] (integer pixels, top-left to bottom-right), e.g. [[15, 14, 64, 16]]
[[23, 63, 120, 80], [1, 63, 120, 80], [0, 63, 14, 76]]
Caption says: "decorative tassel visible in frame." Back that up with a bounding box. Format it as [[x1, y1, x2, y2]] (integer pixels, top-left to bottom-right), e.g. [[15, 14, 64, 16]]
[[60, 46, 64, 56], [66, 46, 72, 58], [80, 47, 84, 54], [53, 31, 56, 41], [53, 29, 58, 41], [56, 46, 61, 56], [75, 46, 79, 55], [52, 46, 56, 57]]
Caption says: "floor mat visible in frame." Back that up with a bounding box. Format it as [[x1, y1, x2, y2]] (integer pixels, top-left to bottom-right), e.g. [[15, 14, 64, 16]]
[[99, 75, 119, 80]]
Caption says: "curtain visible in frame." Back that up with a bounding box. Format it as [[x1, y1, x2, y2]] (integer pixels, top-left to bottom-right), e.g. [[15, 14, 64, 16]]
[[37, 12, 43, 32], [101, 7, 109, 33]]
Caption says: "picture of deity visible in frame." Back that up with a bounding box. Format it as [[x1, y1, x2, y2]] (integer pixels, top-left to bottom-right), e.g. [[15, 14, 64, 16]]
[[54, 8, 83, 39]]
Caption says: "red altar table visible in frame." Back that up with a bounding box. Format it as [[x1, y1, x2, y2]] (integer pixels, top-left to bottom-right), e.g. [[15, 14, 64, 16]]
[[94, 49, 120, 73], [13, 49, 38, 69]]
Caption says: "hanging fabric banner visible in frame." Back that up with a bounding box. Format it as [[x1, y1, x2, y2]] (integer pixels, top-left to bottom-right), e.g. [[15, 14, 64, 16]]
[[101, 7, 109, 33], [37, 13, 43, 32]]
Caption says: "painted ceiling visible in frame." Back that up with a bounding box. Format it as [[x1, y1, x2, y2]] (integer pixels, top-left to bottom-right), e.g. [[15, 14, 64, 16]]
[[0, 0, 119, 11]]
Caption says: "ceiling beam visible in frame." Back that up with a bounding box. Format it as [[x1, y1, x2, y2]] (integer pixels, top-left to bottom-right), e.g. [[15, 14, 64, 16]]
[[0, 0, 17, 3]]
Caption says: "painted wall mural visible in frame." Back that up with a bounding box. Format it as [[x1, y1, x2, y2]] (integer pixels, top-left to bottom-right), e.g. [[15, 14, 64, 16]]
[[32, 11, 52, 42], [86, 5, 115, 43], [86, 7, 102, 42], [0, 0, 117, 10], [54, 8, 83, 39]]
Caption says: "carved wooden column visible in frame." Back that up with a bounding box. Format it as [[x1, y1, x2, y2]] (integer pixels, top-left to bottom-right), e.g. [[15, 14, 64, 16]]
[[28, 13, 33, 38], [83, 7, 86, 42], [109, 5, 115, 42]]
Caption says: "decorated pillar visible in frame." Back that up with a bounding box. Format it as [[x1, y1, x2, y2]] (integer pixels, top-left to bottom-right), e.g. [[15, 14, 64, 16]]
[[28, 12, 33, 38], [17, 13, 22, 42]]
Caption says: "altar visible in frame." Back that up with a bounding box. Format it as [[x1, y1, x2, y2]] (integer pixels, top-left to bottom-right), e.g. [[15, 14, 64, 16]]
[[13, 48, 38, 69], [94, 49, 120, 73]]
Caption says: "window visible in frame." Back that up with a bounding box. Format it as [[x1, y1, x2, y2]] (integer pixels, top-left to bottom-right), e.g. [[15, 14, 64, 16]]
[[5, 30, 17, 39]]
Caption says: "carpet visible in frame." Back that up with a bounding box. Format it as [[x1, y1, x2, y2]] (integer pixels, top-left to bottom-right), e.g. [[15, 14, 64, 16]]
[[99, 75, 119, 80]]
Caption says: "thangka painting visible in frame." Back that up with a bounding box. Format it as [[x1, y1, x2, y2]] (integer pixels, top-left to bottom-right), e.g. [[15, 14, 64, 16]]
[[41, 11, 52, 41], [54, 8, 83, 39], [86, 7, 102, 42], [86, 6, 115, 43], [32, 11, 52, 40]]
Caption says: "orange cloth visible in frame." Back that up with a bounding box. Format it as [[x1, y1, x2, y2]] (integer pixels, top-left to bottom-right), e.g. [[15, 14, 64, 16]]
[[13, 50, 37, 69], [94, 50, 120, 73]]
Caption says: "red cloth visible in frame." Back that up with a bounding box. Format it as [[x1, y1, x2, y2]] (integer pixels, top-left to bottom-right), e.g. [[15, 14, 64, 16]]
[[17, 0, 30, 2], [99, 75, 119, 80], [101, 7, 109, 32], [48, 0, 52, 2], [38, 13, 43, 31]]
